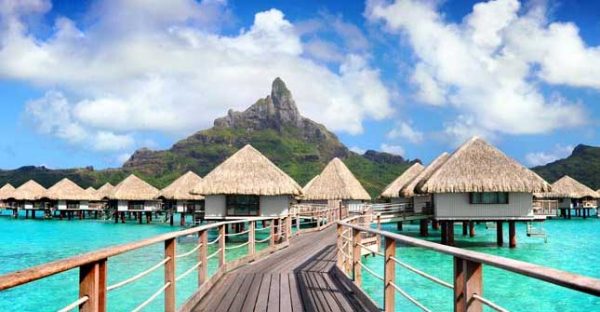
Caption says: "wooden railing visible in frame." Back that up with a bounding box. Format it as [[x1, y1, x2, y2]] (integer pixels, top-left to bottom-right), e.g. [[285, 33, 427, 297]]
[[0, 216, 293, 312], [291, 204, 349, 233], [337, 217, 600, 312]]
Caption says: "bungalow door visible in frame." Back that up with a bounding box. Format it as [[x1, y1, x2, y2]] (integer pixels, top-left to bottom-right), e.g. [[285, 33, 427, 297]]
[[226, 195, 259, 216]]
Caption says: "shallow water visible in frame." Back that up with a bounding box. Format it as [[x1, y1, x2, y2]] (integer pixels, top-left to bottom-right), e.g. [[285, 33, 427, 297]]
[[0, 214, 273, 311], [360, 219, 600, 311]]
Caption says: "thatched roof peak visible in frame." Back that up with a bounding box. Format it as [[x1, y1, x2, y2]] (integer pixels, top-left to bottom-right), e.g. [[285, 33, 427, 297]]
[[302, 157, 371, 201], [47, 178, 93, 201], [535, 175, 598, 199], [380, 163, 424, 198], [0, 183, 15, 200], [13, 180, 47, 201], [159, 171, 204, 200], [110, 175, 160, 201], [400, 153, 449, 197], [192, 145, 302, 196], [96, 183, 114, 200], [419, 137, 550, 194]]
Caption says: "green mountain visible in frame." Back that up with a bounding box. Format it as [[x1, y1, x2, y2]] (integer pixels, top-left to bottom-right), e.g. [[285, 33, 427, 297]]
[[532, 144, 600, 190], [0, 78, 417, 197]]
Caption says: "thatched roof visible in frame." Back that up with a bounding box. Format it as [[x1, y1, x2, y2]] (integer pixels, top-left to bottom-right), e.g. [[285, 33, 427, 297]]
[[46, 178, 94, 201], [192, 145, 302, 196], [96, 183, 114, 200], [85, 187, 101, 201], [159, 171, 204, 200], [13, 180, 47, 201], [0, 183, 15, 200], [419, 137, 551, 194], [379, 163, 425, 198], [400, 153, 450, 197], [302, 158, 371, 201], [535, 176, 599, 199], [109, 175, 160, 201]]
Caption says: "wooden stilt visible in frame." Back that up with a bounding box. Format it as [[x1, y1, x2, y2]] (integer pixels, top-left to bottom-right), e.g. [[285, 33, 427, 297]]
[[120, 212, 125, 223], [448, 221, 455, 246], [397, 221, 403, 231], [441, 221, 448, 245], [180, 213, 186, 226], [432, 220, 440, 230], [462, 221, 468, 236], [454, 257, 482, 312], [419, 219, 428, 237], [509, 221, 516, 248], [496, 221, 503, 246], [469, 221, 475, 237]]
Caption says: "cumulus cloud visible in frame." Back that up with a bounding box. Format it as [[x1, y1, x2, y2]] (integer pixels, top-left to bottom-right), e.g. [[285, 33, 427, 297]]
[[367, 0, 591, 142], [2, 0, 392, 153], [525, 144, 574, 167], [387, 121, 423, 143], [349, 146, 366, 154], [380, 143, 404, 155]]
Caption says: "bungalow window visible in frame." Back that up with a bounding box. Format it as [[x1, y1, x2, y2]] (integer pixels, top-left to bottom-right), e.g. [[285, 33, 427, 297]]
[[128, 201, 145, 210], [469, 192, 509, 204], [67, 201, 80, 209], [226, 195, 259, 216]]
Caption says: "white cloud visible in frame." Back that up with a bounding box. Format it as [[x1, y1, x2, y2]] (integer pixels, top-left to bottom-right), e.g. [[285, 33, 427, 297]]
[[367, 0, 590, 142], [1, 0, 392, 151], [116, 152, 132, 165], [93, 131, 134, 151], [380, 143, 404, 155], [525, 144, 574, 167], [387, 121, 423, 143]]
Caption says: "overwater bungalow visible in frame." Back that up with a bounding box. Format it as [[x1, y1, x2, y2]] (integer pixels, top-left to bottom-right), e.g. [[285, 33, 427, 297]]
[[158, 171, 204, 226], [534, 175, 599, 218], [11, 180, 49, 218], [46, 178, 99, 219], [192, 145, 302, 219], [379, 162, 424, 206], [399, 152, 450, 215], [417, 137, 551, 247], [109, 175, 161, 223], [0, 183, 15, 209], [301, 157, 371, 212]]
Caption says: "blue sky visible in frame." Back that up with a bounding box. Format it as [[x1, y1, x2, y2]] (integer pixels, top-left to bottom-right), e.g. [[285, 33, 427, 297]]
[[1, 0, 600, 170]]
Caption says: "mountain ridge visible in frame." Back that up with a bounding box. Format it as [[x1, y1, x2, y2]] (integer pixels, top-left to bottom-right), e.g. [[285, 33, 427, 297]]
[[532, 144, 600, 190]]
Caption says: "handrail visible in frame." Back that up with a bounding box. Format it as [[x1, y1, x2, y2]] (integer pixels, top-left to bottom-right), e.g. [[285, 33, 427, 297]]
[[340, 221, 600, 296], [57, 296, 89, 312], [131, 282, 171, 312], [107, 258, 170, 291], [175, 243, 202, 259], [0, 219, 254, 290], [388, 282, 431, 312], [176, 261, 202, 282]]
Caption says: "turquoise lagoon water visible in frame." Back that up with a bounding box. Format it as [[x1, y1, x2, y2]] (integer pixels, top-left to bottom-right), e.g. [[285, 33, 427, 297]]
[[0, 214, 273, 311], [360, 219, 600, 312]]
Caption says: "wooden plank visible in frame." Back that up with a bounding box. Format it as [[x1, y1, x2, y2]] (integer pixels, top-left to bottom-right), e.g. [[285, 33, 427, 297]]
[[267, 273, 280, 311], [254, 273, 272, 311], [279, 272, 292, 312], [213, 272, 246, 310], [240, 274, 263, 312], [288, 273, 304, 312], [229, 274, 254, 311], [320, 271, 354, 312]]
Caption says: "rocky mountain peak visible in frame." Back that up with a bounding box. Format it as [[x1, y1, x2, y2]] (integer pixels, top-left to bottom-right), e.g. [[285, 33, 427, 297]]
[[214, 77, 302, 130]]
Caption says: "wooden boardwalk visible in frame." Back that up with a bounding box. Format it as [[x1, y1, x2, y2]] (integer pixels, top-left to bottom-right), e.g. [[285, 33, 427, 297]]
[[193, 226, 377, 312]]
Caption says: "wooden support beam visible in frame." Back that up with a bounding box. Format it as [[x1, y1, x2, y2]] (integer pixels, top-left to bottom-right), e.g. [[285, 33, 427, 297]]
[[454, 257, 483, 312], [337, 224, 343, 270], [496, 221, 503, 247], [352, 228, 362, 287], [419, 219, 428, 237], [448, 221, 455, 246], [269, 220, 275, 247], [462, 221, 468, 236], [199, 230, 208, 286], [509, 221, 516, 248], [384, 237, 396, 312], [377, 215, 382, 247], [164, 238, 176, 312], [219, 224, 226, 268], [79, 259, 107, 312], [441, 221, 448, 245], [432, 220, 440, 230], [469, 221, 475, 237], [249, 221, 256, 255], [397, 221, 403, 231]]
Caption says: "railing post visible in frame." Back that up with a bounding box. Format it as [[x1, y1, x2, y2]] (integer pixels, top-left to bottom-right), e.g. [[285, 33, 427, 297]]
[[79, 259, 107, 312], [337, 224, 343, 269], [296, 214, 300, 233], [164, 238, 176, 312], [249, 221, 255, 256], [384, 237, 396, 312], [454, 257, 482, 312], [218, 224, 226, 268], [352, 228, 362, 286], [199, 230, 208, 286], [286, 216, 292, 241], [269, 219, 275, 247], [376, 215, 382, 247]]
